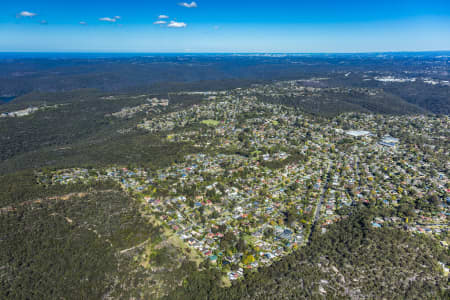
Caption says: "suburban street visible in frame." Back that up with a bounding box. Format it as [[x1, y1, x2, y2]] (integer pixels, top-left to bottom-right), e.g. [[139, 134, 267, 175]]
[[308, 164, 331, 243]]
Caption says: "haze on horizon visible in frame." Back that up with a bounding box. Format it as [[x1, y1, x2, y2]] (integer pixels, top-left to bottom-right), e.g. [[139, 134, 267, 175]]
[[1, 0, 450, 53]]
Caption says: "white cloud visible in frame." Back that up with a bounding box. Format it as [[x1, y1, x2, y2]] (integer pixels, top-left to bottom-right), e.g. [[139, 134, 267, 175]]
[[114, 16, 121, 20], [80, 21, 87, 25], [99, 17, 116, 22], [179, 2, 197, 8], [158, 15, 169, 19], [154, 20, 167, 25], [19, 11, 37, 17], [168, 20, 187, 28]]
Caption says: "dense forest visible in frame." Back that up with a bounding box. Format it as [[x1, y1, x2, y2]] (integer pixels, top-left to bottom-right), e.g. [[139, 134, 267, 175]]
[[0, 185, 162, 299], [257, 89, 426, 116], [1, 53, 449, 114], [0, 90, 204, 175]]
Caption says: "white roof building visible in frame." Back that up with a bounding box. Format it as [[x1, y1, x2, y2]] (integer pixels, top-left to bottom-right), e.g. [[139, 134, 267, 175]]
[[346, 130, 371, 137]]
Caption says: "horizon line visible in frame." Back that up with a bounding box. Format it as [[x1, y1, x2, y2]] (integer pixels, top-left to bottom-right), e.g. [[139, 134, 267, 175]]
[[0, 50, 449, 55]]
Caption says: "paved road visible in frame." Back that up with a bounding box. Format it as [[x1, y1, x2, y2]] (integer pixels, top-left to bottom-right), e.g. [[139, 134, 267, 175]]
[[308, 165, 330, 243], [312, 189, 325, 224]]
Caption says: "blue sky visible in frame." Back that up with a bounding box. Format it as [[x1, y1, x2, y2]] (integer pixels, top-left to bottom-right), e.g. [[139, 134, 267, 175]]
[[1, 0, 450, 52]]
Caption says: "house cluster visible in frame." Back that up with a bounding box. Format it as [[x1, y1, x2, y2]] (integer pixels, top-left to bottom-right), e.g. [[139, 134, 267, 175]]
[[1, 103, 66, 118], [39, 85, 449, 279], [240, 80, 381, 100], [1, 107, 39, 118], [107, 97, 169, 119], [374, 76, 417, 83], [373, 75, 450, 87], [40, 152, 318, 279]]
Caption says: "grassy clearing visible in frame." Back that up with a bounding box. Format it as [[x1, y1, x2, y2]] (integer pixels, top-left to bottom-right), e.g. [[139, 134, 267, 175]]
[[201, 119, 220, 127]]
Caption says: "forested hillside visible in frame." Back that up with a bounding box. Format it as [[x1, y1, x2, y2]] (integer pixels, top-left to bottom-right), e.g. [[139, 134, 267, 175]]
[[167, 207, 449, 299], [1, 54, 449, 114], [0, 186, 162, 299]]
